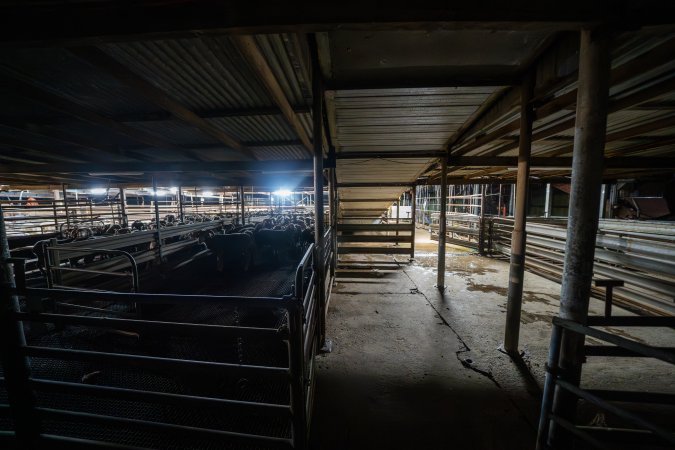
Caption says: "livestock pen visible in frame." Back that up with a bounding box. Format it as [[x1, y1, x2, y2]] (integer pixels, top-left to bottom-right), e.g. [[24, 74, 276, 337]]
[[0, 205, 336, 449]]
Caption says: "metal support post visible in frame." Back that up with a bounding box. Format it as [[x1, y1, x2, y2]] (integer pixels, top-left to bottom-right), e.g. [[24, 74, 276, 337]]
[[544, 183, 552, 218], [61, 183, 70, 228], [240, 186, 246, 225], [309, 34, 326, 348], [152, 177, 164, 263], [177, 186, 184, 222], [550, 28, 612, 447], [437, 156, 447, 289], [410, 186, 416, 259], [0, 206, 40, 448], [504, 73, 535, 354], [119, 187, 128, 227], [478, 184, 486, 255]]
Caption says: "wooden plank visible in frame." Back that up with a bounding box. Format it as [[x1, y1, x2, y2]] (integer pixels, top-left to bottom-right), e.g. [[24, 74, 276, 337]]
[[69, 47, 256, 160], [338, 246, 412, 255], [234, 35, 313, 155], [337, 235, 413, 243], [337, 223, 413, 232]]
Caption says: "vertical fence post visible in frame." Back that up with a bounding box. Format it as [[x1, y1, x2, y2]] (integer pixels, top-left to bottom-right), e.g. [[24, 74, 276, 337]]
[[504, 72, 535, 355], [239, 186, 246, 225], [0, 206, 39, 448], [309, 33, 326, 348], [536, 324, 563, 450], [177, 186, 184, 223], [478, 184, 487, 255], [61, 184, 70, 228], [119, 187, 128, 227], [437, 156, 448, 289], [550, 28, 612, 447], [287, 298, 307, 450], [152, 177, 164, 264]]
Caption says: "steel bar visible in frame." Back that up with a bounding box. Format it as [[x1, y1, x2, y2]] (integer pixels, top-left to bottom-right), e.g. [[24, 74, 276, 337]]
[[29, 378, 291, 416], [13, 312, 285, 339], [309, 33, 326, 348], [21, 346, 291, 380], [36, 407, 293, 447], [411, 186, 417, 258], [551, 30, 612, 447], [437, 156, 448, 289], [504, 73, 534, 354]]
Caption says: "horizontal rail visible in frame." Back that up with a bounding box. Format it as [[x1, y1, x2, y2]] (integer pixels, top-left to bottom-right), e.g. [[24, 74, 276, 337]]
[[29, 378, 291, 417], [21, 346, 290, 380], [18, 287, 287, 309], [553, 317, 675, 364], [13, 312, 286, 339], [556, 379, 675, 446], [36, 407, 293, 448]]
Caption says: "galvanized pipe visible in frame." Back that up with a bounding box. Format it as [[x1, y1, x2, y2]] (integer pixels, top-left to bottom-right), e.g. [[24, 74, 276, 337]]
[[551, 28, 612, 447], [437, 156, 447, 289], [239, 186, 246, 225], [411, 186, 417, 259], [504, 73, 534, 354], [309, 34, 326, 346], [177, 186, 184, 222], [152, 177, 164, 263]]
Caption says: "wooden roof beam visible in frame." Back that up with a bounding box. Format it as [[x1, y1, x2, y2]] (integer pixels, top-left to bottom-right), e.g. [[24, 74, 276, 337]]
[[234, 35, 313, 156]]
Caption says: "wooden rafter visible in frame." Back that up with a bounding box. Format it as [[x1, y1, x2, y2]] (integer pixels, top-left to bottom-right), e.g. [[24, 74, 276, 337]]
[[233, 35, 313, 156]]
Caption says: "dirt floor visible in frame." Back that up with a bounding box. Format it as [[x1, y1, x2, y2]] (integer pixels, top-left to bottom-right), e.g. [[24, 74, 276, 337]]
[[309, 229, 674, 450]]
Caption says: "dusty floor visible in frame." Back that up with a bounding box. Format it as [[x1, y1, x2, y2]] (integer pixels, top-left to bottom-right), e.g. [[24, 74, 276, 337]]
[[309, 230, 674, 450]]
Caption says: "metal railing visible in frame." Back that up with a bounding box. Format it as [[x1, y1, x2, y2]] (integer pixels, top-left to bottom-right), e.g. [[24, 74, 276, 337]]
[[0, 246, 326, 449], [537, 315, 675, 449], [336, 221, 415, 257]]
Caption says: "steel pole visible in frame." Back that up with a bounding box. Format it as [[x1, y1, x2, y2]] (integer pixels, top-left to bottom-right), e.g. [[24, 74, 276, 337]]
[[411, 186, 417, 259], [239, 186, 246, 225], [119, 187, 128, 227], [61, 183, 70, 228], [177, 186, 184, 222], [549, 29, 611, 447], [152, 177, 164, 263], [437, 156, 447, 289], [544, 184, 552, 218], [309, 34, 326, 346], [504, 73, 535, 354]]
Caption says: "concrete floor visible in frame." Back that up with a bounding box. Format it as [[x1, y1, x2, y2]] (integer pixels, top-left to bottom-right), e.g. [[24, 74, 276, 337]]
[[310, 230, 674, 449]]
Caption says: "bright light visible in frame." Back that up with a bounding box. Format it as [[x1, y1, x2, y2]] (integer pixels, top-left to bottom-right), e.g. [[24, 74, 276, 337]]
[[169, 187, 178, 194], [202, 191, 214, 197], [274, 189, 292, 196], [90, 188, 107, 195]]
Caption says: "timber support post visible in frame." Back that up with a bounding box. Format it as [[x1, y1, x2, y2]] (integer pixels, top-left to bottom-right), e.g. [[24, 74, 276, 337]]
[[504, 72, 535, 354]]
